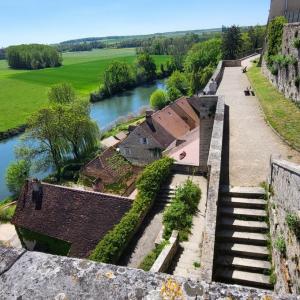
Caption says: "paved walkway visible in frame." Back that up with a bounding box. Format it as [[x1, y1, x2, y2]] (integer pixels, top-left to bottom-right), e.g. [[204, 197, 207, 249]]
[[0, 222, 22, 248], [217, 56, 300, 187], [170, 175, 207, 280]]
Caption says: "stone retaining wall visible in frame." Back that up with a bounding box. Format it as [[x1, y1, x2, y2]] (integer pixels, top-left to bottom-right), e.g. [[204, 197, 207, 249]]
[[0, 246, 294, 299], [199, 95, 225, 282], [150, 230, 179, 273], [269, 157, 300, 295], [262, 23, 300, 103]]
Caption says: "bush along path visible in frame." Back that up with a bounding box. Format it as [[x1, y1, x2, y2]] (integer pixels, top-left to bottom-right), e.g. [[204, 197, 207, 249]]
[[89, 157, 174, 264]]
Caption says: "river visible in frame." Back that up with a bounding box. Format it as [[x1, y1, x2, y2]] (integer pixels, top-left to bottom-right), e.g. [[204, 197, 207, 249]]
[[0, 80, 166, 200]]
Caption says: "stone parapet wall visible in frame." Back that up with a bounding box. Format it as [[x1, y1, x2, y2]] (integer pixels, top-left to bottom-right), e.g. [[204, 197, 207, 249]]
[[0, 246, 294, 299], [269, 157, 300, 294], [199, 96, 225, 282], [150, 230, 179, 273], [262, 23, 300, 103]]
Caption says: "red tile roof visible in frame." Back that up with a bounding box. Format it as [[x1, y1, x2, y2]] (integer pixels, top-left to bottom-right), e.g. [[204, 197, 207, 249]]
[[12, 181, 132, 258]]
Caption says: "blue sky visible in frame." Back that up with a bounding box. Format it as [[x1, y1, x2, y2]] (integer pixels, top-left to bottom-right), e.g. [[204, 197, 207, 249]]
[[0, 0, 270, 47]]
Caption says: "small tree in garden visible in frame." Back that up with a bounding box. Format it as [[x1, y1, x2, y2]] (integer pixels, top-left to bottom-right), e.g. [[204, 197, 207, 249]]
[[48, 82, 76, 104], [150, 89, 169, 110]]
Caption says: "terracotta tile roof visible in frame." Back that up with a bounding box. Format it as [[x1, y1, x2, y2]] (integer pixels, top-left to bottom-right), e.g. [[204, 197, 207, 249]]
[[114, 131, 128, 141], [12, 181, 132, 258]]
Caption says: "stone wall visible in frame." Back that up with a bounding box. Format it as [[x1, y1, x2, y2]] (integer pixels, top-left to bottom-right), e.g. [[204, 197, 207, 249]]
[[0, 246, 294, 299], [269, 157, 300, 294], [150, 230, 179, 273], [262, 23, 300, 103], [199, 96, 225, 282]]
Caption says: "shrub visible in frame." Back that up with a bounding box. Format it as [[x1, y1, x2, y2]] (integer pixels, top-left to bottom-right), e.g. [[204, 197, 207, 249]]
[[138, 240, 169, 271], [0, 205, 16, 222], [286, 212, 300, 237], [150, 89, 169, 110], [274, 235, 286, 255], [163, 179, 201, 241], [89, 157, 174, 263], [293, 38, 300, 49]]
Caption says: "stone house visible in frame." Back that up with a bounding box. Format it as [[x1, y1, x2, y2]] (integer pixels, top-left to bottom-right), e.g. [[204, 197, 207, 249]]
[[12, 180, 132, 258], [118, 96, 216, 167], [269, 0, 300, 22]]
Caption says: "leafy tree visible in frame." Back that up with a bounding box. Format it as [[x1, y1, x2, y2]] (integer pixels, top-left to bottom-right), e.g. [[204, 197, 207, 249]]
[[136, 53, 157, 82], [166, 71, 189, 101], [5, 160, 30, 195], [222, 25, 243, 59], [248, 25, 266, 51], [184, 38, 222, 93], [150, 89, 168, 110], [103, 61, 135, 95], [48, 83, 76, 104], [6, 44, 62, 70]]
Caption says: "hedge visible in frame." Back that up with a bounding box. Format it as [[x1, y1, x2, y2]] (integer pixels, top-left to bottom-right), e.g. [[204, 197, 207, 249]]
[[89, 157, 174, 263]]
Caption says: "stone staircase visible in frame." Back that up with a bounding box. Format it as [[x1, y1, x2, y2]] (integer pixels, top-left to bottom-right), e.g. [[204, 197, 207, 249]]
[[156, 185, 176, 206], [214, 186, 272, 289]]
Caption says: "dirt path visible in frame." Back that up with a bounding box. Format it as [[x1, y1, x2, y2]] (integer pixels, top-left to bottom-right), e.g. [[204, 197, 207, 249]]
[[217, 56, 300, 187]]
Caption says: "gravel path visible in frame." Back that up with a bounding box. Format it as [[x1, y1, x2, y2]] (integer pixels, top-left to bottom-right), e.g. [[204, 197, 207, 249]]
[[217, 56, 300, 187]]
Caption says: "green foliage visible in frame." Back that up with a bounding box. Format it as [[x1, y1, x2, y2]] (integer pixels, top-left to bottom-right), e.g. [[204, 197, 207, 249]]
[[271, 55, 297, 68], [103, 61, 135, 96], [269, 267, 277, 285], [18, 227, 71, 256], [274, 235, 286, 255], [0, 205, 16, 223], [286, 212, 300, 237], [6, 44, 62, 70], [138, 240, 169, 271], [193, 261, 201, 268], [150, 89, 169, 109], [48, 83, 76, 104], [5, 160, 30, 195], [166, 71, 189, 101], [184, 38, 222, 93], [163, 179, 201, 241], [136, 53, 157, 82], [293, 38, 300, 49], [89, 157, 174, 263], [267, 16, 287, 58], [222, 25, 243, 59]]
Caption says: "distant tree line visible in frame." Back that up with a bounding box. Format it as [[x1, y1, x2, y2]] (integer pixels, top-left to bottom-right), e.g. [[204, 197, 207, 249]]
[[0, 48, 5, 60], [6, 44, 62, 70], [56, 41, 105, 52]]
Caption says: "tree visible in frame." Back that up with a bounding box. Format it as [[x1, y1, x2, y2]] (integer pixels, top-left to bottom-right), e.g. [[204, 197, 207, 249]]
[[136, 53, 157, 82], [166, 71, 189, 101], [6, 160, 30, 195], [184, 38, 222, 93], [48, 83, 76, 104], [150, 89, 168, 110], [103, 61, 135, 95], [222, 25, 243, 59]]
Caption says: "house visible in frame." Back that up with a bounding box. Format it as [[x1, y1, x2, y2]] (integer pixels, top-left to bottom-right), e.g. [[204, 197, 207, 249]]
[[82, 146, 141, 194], [269, 0, 300, 22], [12, 180, 132, 258], [119, 96, 207, 166]]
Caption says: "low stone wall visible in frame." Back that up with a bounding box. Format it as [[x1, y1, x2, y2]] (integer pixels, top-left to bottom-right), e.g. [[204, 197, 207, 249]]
[[269, 157, 300, 295], [0, 246, 293, 299], [150, 230, 179, 273], [199, 95, 225, 282], [262, 23, 300, 103]]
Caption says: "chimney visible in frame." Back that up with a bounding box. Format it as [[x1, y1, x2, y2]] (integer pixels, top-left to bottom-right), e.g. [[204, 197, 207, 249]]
[[31, 179, 43, 210], [145, 110, 155, 131], [128, 125, 137, 132]]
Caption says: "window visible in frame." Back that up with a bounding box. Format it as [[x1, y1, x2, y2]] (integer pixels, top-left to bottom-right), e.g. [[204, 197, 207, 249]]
[[123, 147, 132, 155], [139, 137, 148, 145]]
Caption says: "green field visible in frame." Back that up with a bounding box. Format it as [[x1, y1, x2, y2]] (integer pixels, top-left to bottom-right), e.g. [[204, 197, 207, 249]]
[[0, 48, 170, 132]]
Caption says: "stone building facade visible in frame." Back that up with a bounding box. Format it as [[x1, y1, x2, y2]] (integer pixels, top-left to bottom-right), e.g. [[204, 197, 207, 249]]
[[262, 23, 300, 103], [269, 0, 300, 22], [269, 157, 300, 294]]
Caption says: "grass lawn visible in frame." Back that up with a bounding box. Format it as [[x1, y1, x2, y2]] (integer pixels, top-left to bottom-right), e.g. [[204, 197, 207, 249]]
[[247, 64, 300, 151], [0, 48, 170, 132]]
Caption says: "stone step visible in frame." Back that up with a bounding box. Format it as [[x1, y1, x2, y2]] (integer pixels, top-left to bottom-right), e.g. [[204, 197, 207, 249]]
[[216, 255, 271, 272], [217, 243, 269, 259], [219, 218, 268, 232], [219, 207, 267, 219], [220, 185, 265, 199], [220, 197, 266, 209], [217, 230, 267, 246], [215, 268, 272, 289]]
